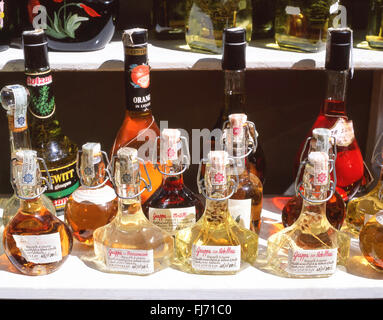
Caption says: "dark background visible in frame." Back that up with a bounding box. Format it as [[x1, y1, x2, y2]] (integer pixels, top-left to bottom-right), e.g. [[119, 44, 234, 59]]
[[0, 0, 376, 195]]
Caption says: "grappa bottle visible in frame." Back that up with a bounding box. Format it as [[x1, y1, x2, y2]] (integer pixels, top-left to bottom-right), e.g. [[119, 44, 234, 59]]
[[93, 147, 174, 275], [142, 129, 204, 236], [213, 27, 266, 184], [153, 0, 186, 40], [222, 113, 263, 233], [264, 151, 350, 278], [274, 0, 339, 52], [22, 30, 79, 215], [0, 84, 56, 227], [366, 0, 383, 49], [295, 28, 367, 202], [111, 28, 162, 204], [64, 142, 118, 245], [185, 0, 253, 54], [173, 150, 258, 275], [283, 128, 346, 230], [3, 149, 73, 276]]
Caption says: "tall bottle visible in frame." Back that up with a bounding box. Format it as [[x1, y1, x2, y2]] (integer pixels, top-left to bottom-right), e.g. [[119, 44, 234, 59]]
[[3, 149, 73, 276], [0, 84, 56, 227], [264, 151, 350, 278], [111, 28, 162, 204], [22, 30, 79, 215], [93, 147, 174, 275], [295, 28, 367, 202], [142, 129, 204, 236], [212, 27, 266, 184], [366, 0, 383, 49], [283, 128, 346, 230], [64, 142, 118, 245], [173, 150, 258, 275], [223, 113, 263, 233]]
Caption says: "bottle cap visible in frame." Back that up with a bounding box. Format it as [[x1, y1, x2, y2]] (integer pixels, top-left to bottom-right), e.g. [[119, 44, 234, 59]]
[[22, 29, 48, 46], [161, 128, 181, 162], [82, 142, 101, 157], [222, 27, 246, 70], [22, 30, 50, 70], [117, 147, 138, 160], [123, 28, 148, 47], [325, 28, 352, 71]]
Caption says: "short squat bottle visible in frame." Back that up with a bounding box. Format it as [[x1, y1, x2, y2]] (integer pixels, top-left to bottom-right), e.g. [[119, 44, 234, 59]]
[[65, 142, 118, 245], [143, 129, 204, 236], [264, 151, 350, 278], [173, 150, 258, 275], [93, 147, 174, 275], [3, 150, 73, 276], [0, 84, 56, 227]]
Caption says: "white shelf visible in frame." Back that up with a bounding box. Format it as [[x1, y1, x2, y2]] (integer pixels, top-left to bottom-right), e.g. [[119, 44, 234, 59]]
[[0, 197, 382, 300], [1, 39, 383, 72]]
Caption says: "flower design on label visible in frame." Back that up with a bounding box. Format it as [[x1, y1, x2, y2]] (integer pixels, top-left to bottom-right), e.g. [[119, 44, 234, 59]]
[[167, 147, 176, 160], [23, 173, 34, 184], [233, 127, 241, 136], [213, 172, 225, 185], [17, 116, 26, 127], [122, 173, 132, 184], [317, 172, 328, 184], [130, 64, 150, 89]]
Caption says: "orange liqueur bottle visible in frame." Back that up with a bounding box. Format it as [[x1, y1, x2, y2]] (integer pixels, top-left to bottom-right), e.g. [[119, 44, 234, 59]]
[[111, 28, 161, 203]]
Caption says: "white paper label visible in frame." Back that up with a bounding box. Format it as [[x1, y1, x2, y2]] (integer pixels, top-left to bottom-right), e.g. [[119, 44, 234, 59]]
[[72, 185, 116, 205], [192, 245, 241, 272], [149, 206, 196, 233], [329, 118, 355, 147], [228, 199, 251, 229], [21, 151, 36, 186], [287, 248, 337, 275], [9, 85, 27, 129], [376, 212, 383, 225], [105, 247, 154, 274], [12, 233, 62, 264], [285, 6, 301, 15]]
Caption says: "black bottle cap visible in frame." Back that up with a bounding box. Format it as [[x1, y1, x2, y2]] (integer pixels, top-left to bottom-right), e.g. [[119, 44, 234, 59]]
[[222, 27, 246, 71], [22, 29, 50, 71], [123, 28, 148, 47], [325, 28, 352, 71]]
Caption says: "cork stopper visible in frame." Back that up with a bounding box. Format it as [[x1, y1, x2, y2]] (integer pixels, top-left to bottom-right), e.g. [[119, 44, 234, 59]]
[[312, 128, 331, 153], [208, 151, 229, 185], [117, 147, 138, 161], [308, 151, 329, 186], [161, 128, 181, 162]]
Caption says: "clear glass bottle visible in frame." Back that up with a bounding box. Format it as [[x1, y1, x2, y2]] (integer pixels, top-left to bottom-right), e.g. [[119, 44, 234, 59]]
[[173, 150, 258, 274], [283, 128, 346, 230], [111, 28, 162, 204], [263, 151, 350, 278], [185, 0, 253, 54], [3, 149, 73, 276], [93, 147, 174, 275], [275, 0, 339, 52], [222, 113, 263, 233], [0, 84, 56, 227], [294, 28, 369, 202], [142, 129, 204, 236], [213, 27, 266, 184], [64, 142, 118, 245], [251, 0, 275, 39], [366, 0, 383, 49], [23, 29, 79, 215], [153, 0, 186, 39]]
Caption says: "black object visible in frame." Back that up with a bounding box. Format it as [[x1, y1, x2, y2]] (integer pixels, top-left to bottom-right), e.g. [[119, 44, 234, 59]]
[[36, 0, 118, 52], [325, 28, 352, 71], [222, 27, 247, 71], [22, 29, 49, 71], [0, 0, 16, 51]]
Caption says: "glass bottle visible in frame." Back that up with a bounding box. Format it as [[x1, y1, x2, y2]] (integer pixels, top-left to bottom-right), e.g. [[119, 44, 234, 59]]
[[251, 0, 275, 39], [295, 28, 368, 202], [366, 0, 383, 49], [111, 28, 162, 204], [64, 142, 118, 245], [283, 128, 346, 230], [93, 147, 174, 275], [153, 0, 186, 40], [222, 113, 263, 233], [345, 136, 383, 237], [173, 150, 258, 274], [212, 27, 266, 184], [0, 84, 56, 227], [264, 151, 350, 278], [142, 129, 205, 236], [22, 29, 79, 216], [274, 0, 339, 52], [185, 0, 253, 54], [3, 149, 73, 276]]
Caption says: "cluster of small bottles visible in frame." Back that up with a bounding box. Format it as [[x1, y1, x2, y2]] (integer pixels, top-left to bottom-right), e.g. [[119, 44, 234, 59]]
[[0, 25, 382, 278]]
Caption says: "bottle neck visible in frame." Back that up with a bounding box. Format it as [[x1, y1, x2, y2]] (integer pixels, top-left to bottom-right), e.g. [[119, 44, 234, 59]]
[[7, 112, 32, 157], [19, 196, 43, 214], [322, 70, 349, 117], [223, 69, 246, 117], [161, 163, 184, 190], [124, 45, 152, 114]]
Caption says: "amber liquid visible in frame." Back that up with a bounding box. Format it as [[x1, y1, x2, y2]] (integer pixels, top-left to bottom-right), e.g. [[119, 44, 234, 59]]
[[65, 193, 118, 245], [111, 110, 162, 203], [359, 215, 383, 271], [3, 200, 73, 276]]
